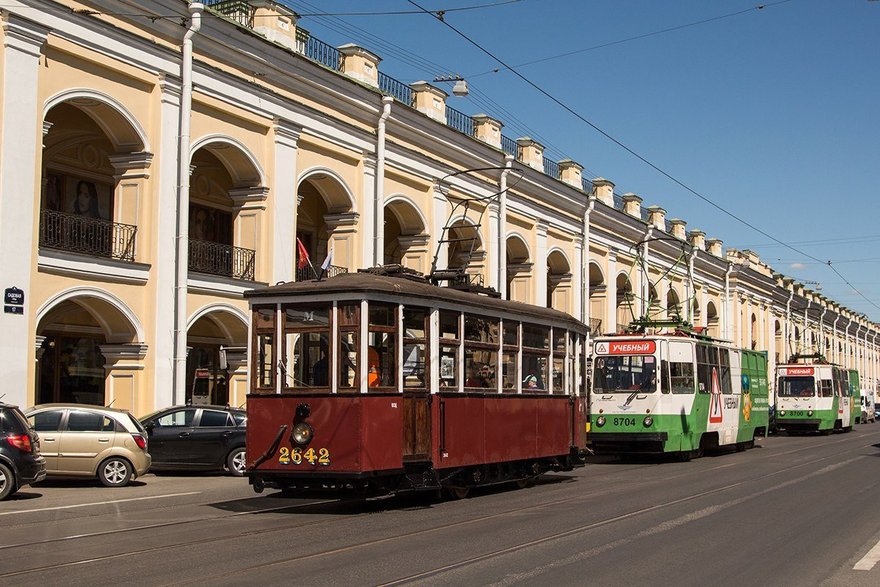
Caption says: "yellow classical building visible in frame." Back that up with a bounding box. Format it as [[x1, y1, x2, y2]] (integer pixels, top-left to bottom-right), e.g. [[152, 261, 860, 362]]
[[1, 0, 877, 414]]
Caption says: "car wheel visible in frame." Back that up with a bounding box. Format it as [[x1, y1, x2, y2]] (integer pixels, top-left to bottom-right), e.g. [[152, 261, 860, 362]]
[[0, 462, 16, 501], [98, 457, 133, 487], [226, 447, 247, 477]]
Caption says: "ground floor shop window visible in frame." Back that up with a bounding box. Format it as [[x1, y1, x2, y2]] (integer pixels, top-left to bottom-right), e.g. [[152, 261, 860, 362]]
[[38, 335, 105, 405]]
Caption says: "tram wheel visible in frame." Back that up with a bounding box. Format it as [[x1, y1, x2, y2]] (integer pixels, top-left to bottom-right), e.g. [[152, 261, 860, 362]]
[[676, 450, 692, 462]]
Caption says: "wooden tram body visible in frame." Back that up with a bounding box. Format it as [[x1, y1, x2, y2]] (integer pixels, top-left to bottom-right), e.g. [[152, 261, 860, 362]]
[[244, 270, 589, 497]]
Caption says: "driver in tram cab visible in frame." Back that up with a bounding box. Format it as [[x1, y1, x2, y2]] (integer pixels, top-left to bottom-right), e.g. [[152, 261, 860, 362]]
[[368, 346, 382, 387], [312, 341, 329, 387]]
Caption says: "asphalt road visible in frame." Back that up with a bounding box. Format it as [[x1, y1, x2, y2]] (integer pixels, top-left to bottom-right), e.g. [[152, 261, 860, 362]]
[[1, 426, 879, 586]]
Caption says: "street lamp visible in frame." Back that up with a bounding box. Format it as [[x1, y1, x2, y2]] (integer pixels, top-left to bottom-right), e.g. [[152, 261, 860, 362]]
[[433, 74, 468, 97]]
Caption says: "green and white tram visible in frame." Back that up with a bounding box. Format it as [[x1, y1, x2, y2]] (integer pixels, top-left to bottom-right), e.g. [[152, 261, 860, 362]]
[[588, 331, 770, 460], [775, 355, 854, 434]]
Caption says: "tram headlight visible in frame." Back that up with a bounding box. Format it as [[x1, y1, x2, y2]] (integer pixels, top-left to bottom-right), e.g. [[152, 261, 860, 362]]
[[643, 416, 653, 428], [779, 410, 785, 417], [596, 416, 606, 428], [807, 410, 813, 417], [292, 422, 314, 446]]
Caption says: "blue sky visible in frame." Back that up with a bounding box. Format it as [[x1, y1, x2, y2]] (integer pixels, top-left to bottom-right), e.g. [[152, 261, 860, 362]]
[[281, 0, 879, 319]]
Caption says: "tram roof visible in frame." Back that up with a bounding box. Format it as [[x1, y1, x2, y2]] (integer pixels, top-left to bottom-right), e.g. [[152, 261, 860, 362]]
[[245, 271, 587, 330]]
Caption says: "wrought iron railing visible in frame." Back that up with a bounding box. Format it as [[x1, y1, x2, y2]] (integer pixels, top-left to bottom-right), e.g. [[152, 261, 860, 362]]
[[446, 106, 475, 137], [304, 36, 341, 71], [205, 0, 254, 28], [581, 177, 592, 194], [189, 239, 255, 281], [379, 72, 413, 105], [543, 157, 560, 179], [295, 264, 348, 282], [501, 134, 518, 157], [39, 209, 137, 262]]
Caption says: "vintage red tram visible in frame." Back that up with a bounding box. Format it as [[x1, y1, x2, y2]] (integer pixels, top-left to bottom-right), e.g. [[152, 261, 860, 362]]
[[244, 267, 589, 498]]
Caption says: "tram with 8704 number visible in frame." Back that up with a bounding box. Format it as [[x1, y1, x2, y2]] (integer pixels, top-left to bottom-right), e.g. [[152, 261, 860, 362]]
[[588, 324, 770, 461], [244, 266, 590, 499]]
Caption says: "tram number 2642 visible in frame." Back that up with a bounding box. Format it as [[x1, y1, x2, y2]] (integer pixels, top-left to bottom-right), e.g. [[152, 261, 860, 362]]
[[278, 447, 331, 466]]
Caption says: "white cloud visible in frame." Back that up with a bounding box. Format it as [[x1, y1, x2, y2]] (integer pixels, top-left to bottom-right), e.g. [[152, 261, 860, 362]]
[[790, 263, 806, 270]]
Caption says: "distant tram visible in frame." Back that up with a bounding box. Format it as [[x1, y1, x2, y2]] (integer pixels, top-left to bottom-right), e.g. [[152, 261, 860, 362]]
[[775, 354, 855, 434], [588, 327, 769, 460], [244, 267, 590, 498]]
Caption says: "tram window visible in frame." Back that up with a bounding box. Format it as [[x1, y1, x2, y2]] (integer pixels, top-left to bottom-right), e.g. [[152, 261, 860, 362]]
[[522, 353, 547, 392], [819, 379, 833, 398], [503, 321, 519, 346], [439, 310, 459, 340], [252, 307, 276, 392], [778, 377, 814, 397], [668, 361, 696, 394], [285, 305, 329, 327], [696, 345, 710, 393], [367, 332, 396, 388], [338, 331, 358, 390], [552, 357, 564, 392], [593, 356, 656, 393], [254, 334, 275, 391], [403, 307, 427, 339], [284, 332, 330, 388], [552, 329, 566, 354], [719, 349, 732, 394], [338, 303, 359, 327], [522, 324, 549, 350], [464, 349, 497, 389], [403, 306, 428, 390], [501, 352, 518, 392], [465, 315, 499, 344], [369, 303, 395, 327], [440, 345, 457, 388]]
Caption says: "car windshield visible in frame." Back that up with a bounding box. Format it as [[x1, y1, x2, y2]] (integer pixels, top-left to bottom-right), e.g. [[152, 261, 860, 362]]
[[593, 355, 657, 393], [778, 376, 815, 397]]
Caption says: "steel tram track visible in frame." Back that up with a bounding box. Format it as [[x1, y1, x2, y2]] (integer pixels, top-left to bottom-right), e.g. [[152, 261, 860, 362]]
[[1, 428, 876, 580]]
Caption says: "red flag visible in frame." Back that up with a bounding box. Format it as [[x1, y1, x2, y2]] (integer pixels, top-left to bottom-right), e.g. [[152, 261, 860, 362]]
[[296, 238, 310, 270]]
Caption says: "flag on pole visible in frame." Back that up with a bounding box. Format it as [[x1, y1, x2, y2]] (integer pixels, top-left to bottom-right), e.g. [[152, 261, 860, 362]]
[[296, 237, 310, 270], [318, 246, 334, 281], [296, 237, 318, 279]]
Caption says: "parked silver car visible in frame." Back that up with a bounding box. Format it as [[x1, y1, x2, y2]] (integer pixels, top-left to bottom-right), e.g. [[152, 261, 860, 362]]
[[25, 404, 151, 487]]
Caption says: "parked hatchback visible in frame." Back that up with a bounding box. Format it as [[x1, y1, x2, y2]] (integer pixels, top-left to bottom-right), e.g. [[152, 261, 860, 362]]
[[140, 405, 247, 476], [1, 402, 47, 500], [25, 404, 150, 487]]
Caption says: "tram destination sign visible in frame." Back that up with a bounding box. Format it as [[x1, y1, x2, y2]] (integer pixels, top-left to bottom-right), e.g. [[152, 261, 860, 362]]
[[784, 367, 814, 376], [595, 340, 657, 355], [4, 286, 24, 315]]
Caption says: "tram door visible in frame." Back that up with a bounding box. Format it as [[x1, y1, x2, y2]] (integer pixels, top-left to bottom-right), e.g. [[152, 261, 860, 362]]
[[403, 393, 431, 461], [402, 317, 431, 461]]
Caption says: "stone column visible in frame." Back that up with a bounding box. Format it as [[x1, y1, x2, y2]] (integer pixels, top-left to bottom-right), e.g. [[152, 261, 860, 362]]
[[109, 152, 154, 261], [99, 343, 148, 414], [0, 14, 49, 407], [271, 118, 301, 283], [487, 202, 499, 290], [223, 347, 248, 408], [431, 180, 450, 273], [152, 74, 182, 409], [324, 212, 359, 271], [606, 252, 617, 332], [535, 222, 548, 307], [361, 154, 377, 268], [397, 234, 430, 274]]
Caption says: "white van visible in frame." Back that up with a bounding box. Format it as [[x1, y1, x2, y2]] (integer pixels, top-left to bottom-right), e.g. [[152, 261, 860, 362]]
[[861, 395, 876, 423]]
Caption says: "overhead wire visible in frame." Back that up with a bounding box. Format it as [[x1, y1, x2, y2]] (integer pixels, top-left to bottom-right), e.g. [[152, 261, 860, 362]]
[[405, 0, 880, 314]]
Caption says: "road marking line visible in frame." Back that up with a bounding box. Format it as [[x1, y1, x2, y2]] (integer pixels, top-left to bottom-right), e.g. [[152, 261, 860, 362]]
[[854, 537, 880, 570], [0, 492, 201, 516]]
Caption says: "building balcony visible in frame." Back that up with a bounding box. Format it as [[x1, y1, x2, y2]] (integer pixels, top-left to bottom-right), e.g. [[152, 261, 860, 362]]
[[295, 264, 348, 282], [39, 209, 137, 262], [189, 239, 255, 281]]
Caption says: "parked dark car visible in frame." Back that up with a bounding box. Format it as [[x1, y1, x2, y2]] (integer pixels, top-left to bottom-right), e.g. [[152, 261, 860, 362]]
[[1, 402, 47, 500], [140, 405, 246, 476]]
